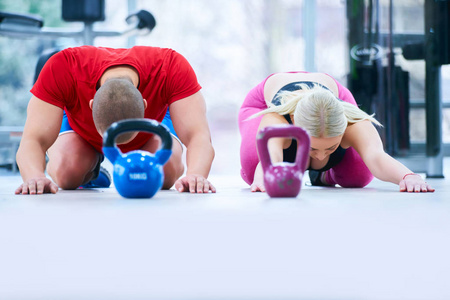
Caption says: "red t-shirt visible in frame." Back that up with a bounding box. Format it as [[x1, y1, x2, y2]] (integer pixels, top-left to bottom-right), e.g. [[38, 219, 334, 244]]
[[30, 46, 201, 153]]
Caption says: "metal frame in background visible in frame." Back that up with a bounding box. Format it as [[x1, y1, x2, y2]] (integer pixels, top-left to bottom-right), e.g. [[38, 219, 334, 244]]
[[0, 8, 156, 45]]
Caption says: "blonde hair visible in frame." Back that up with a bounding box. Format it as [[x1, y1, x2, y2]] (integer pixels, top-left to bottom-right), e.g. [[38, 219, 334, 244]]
[[253, 83, 382, 137]]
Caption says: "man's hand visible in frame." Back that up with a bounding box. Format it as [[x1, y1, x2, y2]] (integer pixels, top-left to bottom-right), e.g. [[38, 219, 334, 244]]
[[174, 174, 216, 193], [15, 96, 63, 195], [15, 177, 59, 195], [170, 92, 215, 194]]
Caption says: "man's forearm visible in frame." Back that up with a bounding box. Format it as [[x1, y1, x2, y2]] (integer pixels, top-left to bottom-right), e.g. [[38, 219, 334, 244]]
[[185, 138, 215, 178], [16, 141, 48, 181]]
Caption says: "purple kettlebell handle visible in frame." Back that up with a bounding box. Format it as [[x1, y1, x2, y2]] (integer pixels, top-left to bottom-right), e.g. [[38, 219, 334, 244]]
[[256, 124, 311, 173]]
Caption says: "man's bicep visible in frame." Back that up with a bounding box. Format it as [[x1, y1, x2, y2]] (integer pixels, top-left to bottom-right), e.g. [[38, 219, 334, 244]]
[[23, 95, 64, 149], [169, 91, 210, 144]]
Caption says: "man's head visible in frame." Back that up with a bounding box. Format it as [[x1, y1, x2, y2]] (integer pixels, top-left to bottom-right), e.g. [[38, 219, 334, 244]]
[[91, 77, 146, 144]]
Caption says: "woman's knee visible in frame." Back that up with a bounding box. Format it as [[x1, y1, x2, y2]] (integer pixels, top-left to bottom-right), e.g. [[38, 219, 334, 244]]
[[330, 147, 373, 188], [336, 172, 373, 188], [240, 168, 253, 185]]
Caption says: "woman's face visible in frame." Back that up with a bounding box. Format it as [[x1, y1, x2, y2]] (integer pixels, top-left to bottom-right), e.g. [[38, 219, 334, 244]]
[[309, 135, 343, 161]]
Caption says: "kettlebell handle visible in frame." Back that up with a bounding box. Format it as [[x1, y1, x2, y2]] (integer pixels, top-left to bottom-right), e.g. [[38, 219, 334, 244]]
[[257, 124, 310, 173], [103, 118, 173, 150]]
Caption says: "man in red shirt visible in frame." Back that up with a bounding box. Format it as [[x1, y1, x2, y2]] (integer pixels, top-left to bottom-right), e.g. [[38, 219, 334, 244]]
[[15, 46, 216, 194]]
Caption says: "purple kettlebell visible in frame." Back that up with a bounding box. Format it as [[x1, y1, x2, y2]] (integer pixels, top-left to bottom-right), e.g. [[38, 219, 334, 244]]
[[256, 124, 310, 198]]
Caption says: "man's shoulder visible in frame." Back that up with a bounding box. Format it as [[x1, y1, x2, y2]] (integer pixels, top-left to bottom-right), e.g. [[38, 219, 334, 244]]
[[130, 45, 177, 56], [60, 46, 180, 62]]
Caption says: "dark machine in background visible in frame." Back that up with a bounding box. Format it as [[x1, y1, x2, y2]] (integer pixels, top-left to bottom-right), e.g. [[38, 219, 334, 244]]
[[346, 0, 449, 178], [62, 0, 106, 22], [423, 0, 449, 178], [347, 0, 410, 156]]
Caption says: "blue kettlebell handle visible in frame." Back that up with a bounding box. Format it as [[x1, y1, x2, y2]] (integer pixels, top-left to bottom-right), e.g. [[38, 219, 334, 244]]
[[103, 118, 173, 165]]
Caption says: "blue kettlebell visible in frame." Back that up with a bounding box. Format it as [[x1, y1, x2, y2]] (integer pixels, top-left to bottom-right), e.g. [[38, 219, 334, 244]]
[[102, 118, 173, 198]]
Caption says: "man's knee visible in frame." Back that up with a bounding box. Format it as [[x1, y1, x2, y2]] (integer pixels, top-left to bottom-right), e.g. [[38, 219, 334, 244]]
[[162, 140, 184, 189], [48, 158, 90, 189], [47, 133, 100, 189], [162, 163, 184, 189]]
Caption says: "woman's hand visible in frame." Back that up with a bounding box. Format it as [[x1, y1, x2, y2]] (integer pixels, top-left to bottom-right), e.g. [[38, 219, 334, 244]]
[[251, 180, 266, 192], [251, 163, 266, 192], [399, 173, 435, 193]]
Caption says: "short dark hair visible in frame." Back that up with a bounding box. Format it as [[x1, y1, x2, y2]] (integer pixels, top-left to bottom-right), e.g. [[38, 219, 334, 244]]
[[92, 78, 145, 143]]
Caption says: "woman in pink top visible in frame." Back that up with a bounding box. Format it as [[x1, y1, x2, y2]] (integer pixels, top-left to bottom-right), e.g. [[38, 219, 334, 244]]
[[238, 71, 434, 193]]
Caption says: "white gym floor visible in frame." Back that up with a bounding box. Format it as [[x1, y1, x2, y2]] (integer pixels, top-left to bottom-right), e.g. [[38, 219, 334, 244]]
[[1, 128, 449, 300]]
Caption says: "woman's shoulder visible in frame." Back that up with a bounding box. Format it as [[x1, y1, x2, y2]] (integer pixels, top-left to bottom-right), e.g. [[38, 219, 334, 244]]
[[341, 120, 375, 148]]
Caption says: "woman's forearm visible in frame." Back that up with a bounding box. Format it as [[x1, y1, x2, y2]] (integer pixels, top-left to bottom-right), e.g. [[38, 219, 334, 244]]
[[366, 152, 413, 184]]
